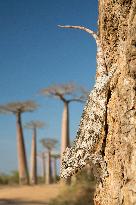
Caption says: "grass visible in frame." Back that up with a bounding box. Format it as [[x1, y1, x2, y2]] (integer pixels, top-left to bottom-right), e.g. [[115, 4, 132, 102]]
[[49, 167, 96, 205], [0, 170, 19, 185]]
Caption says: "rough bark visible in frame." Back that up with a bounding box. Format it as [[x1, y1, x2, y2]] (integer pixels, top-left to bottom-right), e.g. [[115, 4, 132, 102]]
[[61, 101, 70, 160], [16, 112, 29, 185], [94, 1, 136, 204], [30, 127, 37, 185], [45, 150, 52, 184]]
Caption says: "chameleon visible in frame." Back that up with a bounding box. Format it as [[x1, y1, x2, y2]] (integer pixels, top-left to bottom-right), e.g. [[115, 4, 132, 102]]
[[58, 25, 117, 181]]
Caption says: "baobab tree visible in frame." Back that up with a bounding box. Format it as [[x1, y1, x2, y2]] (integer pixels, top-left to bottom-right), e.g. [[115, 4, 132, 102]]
[[37, 152, 46, 182], [40, 138, 57, 184], [51, 153, 60, 183], [0, 101, 38, 185], [58, 0, 136, 204], [24, 120, 44, 185], [40, 83, 88, 162]]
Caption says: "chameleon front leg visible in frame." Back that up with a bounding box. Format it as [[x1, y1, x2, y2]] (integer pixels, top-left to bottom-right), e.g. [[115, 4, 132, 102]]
[[61, 147, 108, 181]]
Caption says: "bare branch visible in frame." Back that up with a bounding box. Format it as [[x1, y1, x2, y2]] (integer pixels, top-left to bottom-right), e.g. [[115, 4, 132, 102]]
[[68, 98, 85, 103], [40, 83, 88, 103], [24, 120, 45, 130], [0, 100, 38, 115], [58, 25, 99, 43], [40, 138, 58, 151], [40, 83, 76, 100]]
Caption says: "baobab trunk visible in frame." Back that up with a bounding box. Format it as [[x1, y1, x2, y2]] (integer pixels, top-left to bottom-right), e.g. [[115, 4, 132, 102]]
[[52, 158, 57, 183], [61, 102, 71, 184], [94, 1, 136, 204], [30, 127, 37, 185], [61, 101, 70, 160], [16, 112, 29, 185], [42, 153, 46, 182], [46, 150, 52, 184]]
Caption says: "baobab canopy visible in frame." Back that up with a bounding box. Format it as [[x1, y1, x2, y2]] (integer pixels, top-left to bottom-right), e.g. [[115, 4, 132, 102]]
[[40, 138, 58, 151], [0, 100, 38, 114], [40, 83, 88, 103], [24, 120, 45, 129]]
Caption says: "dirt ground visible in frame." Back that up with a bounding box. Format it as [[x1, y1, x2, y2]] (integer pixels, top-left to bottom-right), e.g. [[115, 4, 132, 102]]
[[0, 184, 61, 205]]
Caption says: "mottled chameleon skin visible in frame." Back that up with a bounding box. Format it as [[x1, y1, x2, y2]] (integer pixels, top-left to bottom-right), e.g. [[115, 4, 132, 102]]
[[61, 69, 116, 179], [60, 26, 116, 180]]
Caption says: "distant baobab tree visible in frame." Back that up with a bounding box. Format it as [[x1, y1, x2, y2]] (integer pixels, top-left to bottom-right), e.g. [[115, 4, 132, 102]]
[[0, 100, 38, 185], [24, 120, 44, 185], [51, 153, 60, 183], [40, 138, 57, 184], [37, 152, 46, 182], [40, 83, 88, 162]]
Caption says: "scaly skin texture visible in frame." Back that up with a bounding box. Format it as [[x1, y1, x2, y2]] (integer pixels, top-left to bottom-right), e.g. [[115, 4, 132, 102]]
[[59, 25, 117, 181]]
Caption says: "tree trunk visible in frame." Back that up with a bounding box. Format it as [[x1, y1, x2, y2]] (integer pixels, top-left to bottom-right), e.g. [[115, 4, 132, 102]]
[[46, 150, 52, 184], [30, 127, 37, 185], [60, 101, 71, 184], [52, 157, 57, 183], [16, 112, 29, 185], [61, 101, 70, 160], [42, 153, 46, 183], [94, 1, 136, 204]]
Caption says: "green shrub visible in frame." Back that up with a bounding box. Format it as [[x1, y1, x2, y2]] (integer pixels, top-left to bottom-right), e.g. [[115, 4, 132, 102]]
[[49, 184, 95, 205], [8, 170, 19, 184], [0, 170, 19, 185], [37, 176, 45, 184], [0, 174, 9, 185]]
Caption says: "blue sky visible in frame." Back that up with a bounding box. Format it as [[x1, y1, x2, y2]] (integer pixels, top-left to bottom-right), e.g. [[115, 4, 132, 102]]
[[0, 0, 98, 174]]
